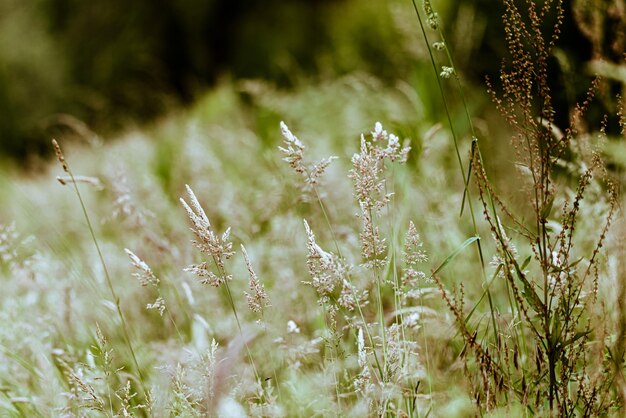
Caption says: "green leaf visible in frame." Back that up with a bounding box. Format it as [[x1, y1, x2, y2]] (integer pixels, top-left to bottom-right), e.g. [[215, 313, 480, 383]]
[[562, 330, 591, 349], [520, 255, 532, 270], [430, 235, 480, 278], [511, 258, 545, 315], [540, 195, 555, 220]]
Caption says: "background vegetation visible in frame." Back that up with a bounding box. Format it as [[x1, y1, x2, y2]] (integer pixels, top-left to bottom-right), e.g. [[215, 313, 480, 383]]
[[1, 0, 621, 160], [0, 0, 625, 416]]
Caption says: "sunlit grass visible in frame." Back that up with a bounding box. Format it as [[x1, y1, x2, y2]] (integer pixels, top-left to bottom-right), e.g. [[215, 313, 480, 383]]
[[0, 1, 624, 416]]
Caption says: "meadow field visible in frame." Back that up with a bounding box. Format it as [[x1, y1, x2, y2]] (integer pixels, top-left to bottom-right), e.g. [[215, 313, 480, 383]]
[[0, 1, 625, 416]]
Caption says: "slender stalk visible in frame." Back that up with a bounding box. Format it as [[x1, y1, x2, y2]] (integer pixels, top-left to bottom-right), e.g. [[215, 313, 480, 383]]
[[221, 266, 260, 382], [51, 140, 148, 398]]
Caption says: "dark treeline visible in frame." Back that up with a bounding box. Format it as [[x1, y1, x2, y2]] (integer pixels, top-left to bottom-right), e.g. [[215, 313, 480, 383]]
[[1, 0, 354, 160], [0, 0, 619, 162]]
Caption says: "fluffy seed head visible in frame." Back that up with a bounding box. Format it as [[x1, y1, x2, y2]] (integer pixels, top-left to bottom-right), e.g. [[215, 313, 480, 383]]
[[181, 185, 234, 286], [241, 245, 270, 315], [125, 248, 159, 286]]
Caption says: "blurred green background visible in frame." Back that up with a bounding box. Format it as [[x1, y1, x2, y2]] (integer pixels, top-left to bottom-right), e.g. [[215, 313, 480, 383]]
[[0, 0, 620, 163]]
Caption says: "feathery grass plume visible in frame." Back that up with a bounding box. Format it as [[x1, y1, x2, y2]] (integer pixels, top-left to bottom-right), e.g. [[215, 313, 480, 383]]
[[203, 338, 220, 408], [350, 123, 410, 270], [241, 245, 270, 315], [67, 366, 107, 413], [55, 345, 138, 415], [169, 363, 202, 416], [402, 221, 428, 283], [93, 323, 115, 413], [180, 183, 261, 388], [348, 123, 412, 408], [304, 215, 370, 337], [350, 136, 387, 267], [125, 248, 165, 316], [354, 327, 374, 397], [357, 202, 387, 270], [125, 248, 159, 287], [304, 219, 366, 311], [279, 121, 338, 188], [383, 322, 424, 404], [116, 380, 143, 417], [278, 121, 306, 175], [302, 219, 345, 302], [350, 132, 388, 212], [249, 379, 282, 418], [166, 338, 221, 413], [338, 279, 369, 312], [180, 184, 234, 286]]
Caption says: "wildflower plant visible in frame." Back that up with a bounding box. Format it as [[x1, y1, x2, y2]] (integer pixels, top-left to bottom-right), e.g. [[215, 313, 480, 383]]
[[415, 0, 621, 414]]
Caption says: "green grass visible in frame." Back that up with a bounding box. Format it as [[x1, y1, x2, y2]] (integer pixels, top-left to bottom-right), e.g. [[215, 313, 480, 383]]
[[0, 1, 624, 416]]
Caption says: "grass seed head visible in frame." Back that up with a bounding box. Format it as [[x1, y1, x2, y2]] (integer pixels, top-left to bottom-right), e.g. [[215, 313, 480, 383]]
[[241, 244, 270, 315], [181, 185, 234, 285]]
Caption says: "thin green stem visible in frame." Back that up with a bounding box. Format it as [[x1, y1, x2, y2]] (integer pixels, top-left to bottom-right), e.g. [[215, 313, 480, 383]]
[[54, 141, 147, 398], [222, 277, 260, 382]]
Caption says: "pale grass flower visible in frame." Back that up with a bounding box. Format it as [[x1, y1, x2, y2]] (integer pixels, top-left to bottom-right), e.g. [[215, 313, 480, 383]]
[[124, 248, 159, 287], [358, 203, 387, 269], [402, 221, 429, 288], [338, 279, 369, 312], [350, 134, 387, 212], [250, 379, 283, 418], [147, 297, 166, 316], [354, 327, 374, 396], [125, 248, 165, 315], [385, 323, 422, 384], [440, 66, 454, 79], [241, 245, 270, 315], [350, 123, 410, 269], [181, 184, 234, 286], [287, 320, 300, 334], [309, 156, 338, 185], [371, 121, 386, 142], [302, 219, 345, 300], [279, 121, 338, 186], [204, 339, 219, 403], [357, 327, 367, 368], [278, 121, 306, 175]]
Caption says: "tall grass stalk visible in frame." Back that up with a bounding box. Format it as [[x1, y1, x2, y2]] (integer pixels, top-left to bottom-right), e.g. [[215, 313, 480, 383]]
[[51, 140, 148, 400], [410, 1, 500, 411], [180, 185, 261, 386], [410, 0, 496, 325]]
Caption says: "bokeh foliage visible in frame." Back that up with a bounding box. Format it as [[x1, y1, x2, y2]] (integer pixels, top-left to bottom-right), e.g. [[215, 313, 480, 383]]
[[0, 0, 620, 162]]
